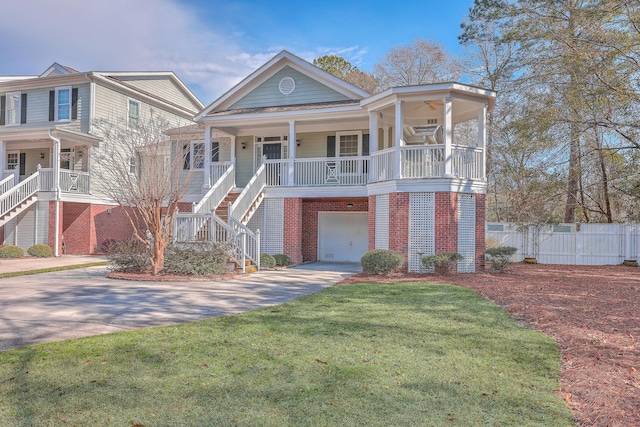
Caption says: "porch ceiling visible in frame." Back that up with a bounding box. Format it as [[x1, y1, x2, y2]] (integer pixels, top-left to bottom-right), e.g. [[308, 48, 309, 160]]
[[0, 127, 101, 147]]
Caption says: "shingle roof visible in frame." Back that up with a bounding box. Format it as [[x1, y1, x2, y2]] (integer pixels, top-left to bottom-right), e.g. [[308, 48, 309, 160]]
[[204, 99, 360, 117]]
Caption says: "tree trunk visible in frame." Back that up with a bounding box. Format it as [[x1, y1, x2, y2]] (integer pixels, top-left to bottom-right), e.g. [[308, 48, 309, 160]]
[[595, 127, 613, 223]]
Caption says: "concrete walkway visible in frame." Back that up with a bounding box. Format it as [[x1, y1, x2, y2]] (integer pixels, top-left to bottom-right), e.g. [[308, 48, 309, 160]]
[[0, 260, 360, 352]]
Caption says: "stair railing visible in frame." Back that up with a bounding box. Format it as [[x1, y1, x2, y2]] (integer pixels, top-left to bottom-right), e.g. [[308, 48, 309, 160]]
[[229, 163, 266, 225], [229, 216, 261, 272], [0, 172, 40, 219], [192, 164, 235, 215], [0, 173, 16, 195]]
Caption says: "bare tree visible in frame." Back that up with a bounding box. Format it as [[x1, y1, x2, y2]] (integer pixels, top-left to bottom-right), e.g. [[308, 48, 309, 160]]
[[373, 39, 462, 91], [92, 116, 196, 275]]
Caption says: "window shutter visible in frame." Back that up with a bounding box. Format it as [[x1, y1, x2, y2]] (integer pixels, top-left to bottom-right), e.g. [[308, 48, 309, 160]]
[[49, 91, 55, 121], [0, 96, 5, 126], [362, 134, 370, 156], [211, 141, 220, 162], [71, 88, 78, 119], [21, 93, 27, 124], [183, 144, 190, 170], [327, 135, 336, 157]]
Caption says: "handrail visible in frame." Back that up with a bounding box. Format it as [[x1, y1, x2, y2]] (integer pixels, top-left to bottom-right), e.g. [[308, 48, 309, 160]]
[[192, 164, 235, 215], [0, 172, 39, 218], [0, 174, 16, 195], [229, 216, 261, 272], [229, 163, 266, 223]]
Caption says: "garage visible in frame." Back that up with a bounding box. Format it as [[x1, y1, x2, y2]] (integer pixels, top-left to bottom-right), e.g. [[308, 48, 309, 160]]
[[318, 212, 369, 262]]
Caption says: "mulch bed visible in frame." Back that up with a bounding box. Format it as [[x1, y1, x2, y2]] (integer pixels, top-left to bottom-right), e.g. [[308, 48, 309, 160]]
[[339, 264, 640, 427]]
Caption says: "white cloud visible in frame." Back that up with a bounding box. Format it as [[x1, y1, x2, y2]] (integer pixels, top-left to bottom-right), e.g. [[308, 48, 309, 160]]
[[0, 0, 275, 102]]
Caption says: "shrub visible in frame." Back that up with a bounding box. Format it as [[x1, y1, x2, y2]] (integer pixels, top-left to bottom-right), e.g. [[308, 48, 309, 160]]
[[485, 246, 518, 272], [164, 241, 236, 276], [96, 238, 119, 255], [273, 253, 291, 267], [27, 244, 53, 258], [107, 239, 149, 272], [0, 245, 24, 259], [361, 249, 404, 275], [260, 253, 276, 268], [422, 252, 463, 274]]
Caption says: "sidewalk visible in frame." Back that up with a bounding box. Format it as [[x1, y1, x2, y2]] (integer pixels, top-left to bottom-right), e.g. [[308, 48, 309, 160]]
[[0, 255, 108, 275]]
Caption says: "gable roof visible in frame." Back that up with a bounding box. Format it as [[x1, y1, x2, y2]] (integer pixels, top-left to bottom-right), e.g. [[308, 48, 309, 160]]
[[40, 63, 80, 77], [196, 50, 371, 120]]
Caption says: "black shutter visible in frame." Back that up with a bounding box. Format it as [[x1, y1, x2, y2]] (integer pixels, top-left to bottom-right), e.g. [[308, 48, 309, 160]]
[[327, 135, 336, 157], [183, 144, 190, 170], [49, 90, 55, 121], [211, 141, 220, 162], [19, 153, 26, 176], [21, 93, 27, 124], [0, 96, 5, 126], [362, 134, 370, 156], [71, 88, 78, 119]]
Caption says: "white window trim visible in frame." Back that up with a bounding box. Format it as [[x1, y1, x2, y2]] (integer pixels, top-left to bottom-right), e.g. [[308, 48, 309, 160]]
[[55, 86, 71, 123], [253, 136, 287, 171], [184, 141, 206, 170], [336, 131, 363, 157], [127, 98, 140, 128], [5, 91, 21, 127]]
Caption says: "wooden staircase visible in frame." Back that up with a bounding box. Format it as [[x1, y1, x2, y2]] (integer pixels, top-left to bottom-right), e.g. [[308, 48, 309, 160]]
[[0, 196, 37, 227], [215, 190, 241, 222]]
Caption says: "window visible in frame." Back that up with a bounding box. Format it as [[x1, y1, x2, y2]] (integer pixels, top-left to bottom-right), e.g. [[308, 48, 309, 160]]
[[129, 156, 137, 174], [336, 132, 362, 157], [6, 92, 21, 126], [55, 86, 71, 121], [182, 142, 206, 170], [128, 99, 140, 127], [7, 152, 18, 170], [211, 141, 220, 162]]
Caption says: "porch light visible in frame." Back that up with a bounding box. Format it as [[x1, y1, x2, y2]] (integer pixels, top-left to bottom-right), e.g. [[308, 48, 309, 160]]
[[296, 139, 301, 147], [241, 142, 247, 149], [40, 152, 45, 159]]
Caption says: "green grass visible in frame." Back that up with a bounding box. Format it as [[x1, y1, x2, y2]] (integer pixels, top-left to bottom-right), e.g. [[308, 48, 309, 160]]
[[0, 282, 575, 426], [0, 261, 109, 279]]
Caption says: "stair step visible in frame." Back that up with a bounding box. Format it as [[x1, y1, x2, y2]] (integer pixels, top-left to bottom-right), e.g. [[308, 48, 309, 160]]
[[244, 265, 258, 274]]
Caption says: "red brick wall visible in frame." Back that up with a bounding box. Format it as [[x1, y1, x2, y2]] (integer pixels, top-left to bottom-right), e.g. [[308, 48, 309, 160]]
[[388, 193, 409, 270], [283, 198, 303, 265], [301, 198, 368, 262], [93, 206, 140, 252], [368, 195, 376, 250], [62, 202, 93, 254], [435, 192, 458, 254], [475, 193, 486, 270], [48, 201, 63, 255]]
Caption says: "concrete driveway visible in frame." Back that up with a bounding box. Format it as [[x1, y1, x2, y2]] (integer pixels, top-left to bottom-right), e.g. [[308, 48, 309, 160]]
[[0, 262, 360, 352]]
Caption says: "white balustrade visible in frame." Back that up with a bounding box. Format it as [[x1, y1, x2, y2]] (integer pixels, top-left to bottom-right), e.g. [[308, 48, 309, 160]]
[[210, 161, 233, 184], [193, 164, 235, 214], [0, 174, 16, 195], [400, 145, 446, 178], [0, 172, 39, 218], [370, 148, 396, 182], [229, 163, 266, 222], [59, 169, 91, 193], [451, 146, 483, 179]]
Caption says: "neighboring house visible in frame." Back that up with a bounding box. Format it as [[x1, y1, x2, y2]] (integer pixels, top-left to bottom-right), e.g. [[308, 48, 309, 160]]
[[0, 63, 203, 255], [175, 51, 496, 272]]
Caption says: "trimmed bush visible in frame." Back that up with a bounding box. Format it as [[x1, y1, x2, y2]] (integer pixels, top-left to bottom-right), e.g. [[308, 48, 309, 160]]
[[273, 253, 291, 267], [485, 246, 518, 272], [260, 253, 276, 268], [107, 239, 149, 272], [0, 245, 24, 259], [164, 241, 235, 276], [27, 244, 53, 258], [361, 249, 404, 275], [422, 252, 463, 274]]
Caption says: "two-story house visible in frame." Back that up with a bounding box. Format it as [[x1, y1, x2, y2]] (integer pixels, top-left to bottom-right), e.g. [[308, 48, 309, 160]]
[[0, 63, 203, 255], [174, 51, 495, 272]]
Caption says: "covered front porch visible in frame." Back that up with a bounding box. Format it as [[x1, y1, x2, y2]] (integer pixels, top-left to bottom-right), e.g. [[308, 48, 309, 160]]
[[0, 127, 100, 195]]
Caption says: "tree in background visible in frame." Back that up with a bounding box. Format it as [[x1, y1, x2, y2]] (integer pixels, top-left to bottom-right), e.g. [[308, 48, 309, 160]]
[[373, 38, 462, 90], [92, 116, 195, 275], [313, 54, 377, 93]]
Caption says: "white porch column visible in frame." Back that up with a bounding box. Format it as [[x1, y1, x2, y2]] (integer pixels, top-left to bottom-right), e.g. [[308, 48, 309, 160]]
[[368, 111, 379, 154], [204, 126, 212, 188], [394, 101, 403, 179], [444, 97, 453, 178], [230, 134, 237, 168], [478, 102, 488, 180], [288, 121, 296, 186]]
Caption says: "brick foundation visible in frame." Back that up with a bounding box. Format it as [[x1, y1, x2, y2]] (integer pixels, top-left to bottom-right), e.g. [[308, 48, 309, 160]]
[[388, 193, 409, 270], [434, 192, 459, 254]]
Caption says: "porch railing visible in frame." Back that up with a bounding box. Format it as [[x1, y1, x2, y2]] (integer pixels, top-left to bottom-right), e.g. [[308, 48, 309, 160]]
[[452, 145, 483, 180], [192, 164, 235, 215], [229, 216, 261, 272], [401, 145, 446, 178], [229, 163, 266, 224], [0, 173, 16, 195], [265, 160, 289, 186], [370, 148, 395, 182], [0, 172, 39, 219], [210, 161, 233, 186], [291, 157, 370, 186], [38, 168, 91, 194]]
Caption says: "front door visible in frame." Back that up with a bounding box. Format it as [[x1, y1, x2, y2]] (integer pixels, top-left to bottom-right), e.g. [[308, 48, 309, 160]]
[[263, 143, 281, 160]]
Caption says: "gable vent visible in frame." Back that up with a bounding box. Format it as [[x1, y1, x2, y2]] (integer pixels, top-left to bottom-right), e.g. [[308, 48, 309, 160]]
[[279, 77, 295, 95]]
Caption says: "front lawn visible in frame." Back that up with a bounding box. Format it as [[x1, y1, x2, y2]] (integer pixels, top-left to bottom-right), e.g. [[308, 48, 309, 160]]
[[0, 282, 574, 426]]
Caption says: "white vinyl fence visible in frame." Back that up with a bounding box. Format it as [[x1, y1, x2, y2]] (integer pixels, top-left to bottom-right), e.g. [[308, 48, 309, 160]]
[[487, 223, 640, 265]]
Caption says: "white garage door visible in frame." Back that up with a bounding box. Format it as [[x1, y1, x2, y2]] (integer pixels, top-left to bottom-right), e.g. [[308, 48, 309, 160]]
[[318, 212, 368, 262]]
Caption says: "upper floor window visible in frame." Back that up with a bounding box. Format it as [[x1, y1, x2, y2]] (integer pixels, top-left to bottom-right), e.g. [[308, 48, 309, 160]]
[[6, 92, 21, 126], [128, 99, 140, 128], [49, 87, 78, 122], [1, 92, 27, 126], [55, 87, 71, 121], [182, 142, 206, 170], [336, 131, 362, 157]]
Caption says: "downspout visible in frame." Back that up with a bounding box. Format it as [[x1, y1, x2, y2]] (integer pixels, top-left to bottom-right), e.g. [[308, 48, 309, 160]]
[[48, 129, 61, 257]]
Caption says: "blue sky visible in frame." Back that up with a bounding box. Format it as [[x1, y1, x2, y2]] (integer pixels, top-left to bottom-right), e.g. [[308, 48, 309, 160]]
[[1, 0, 475, 103]]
